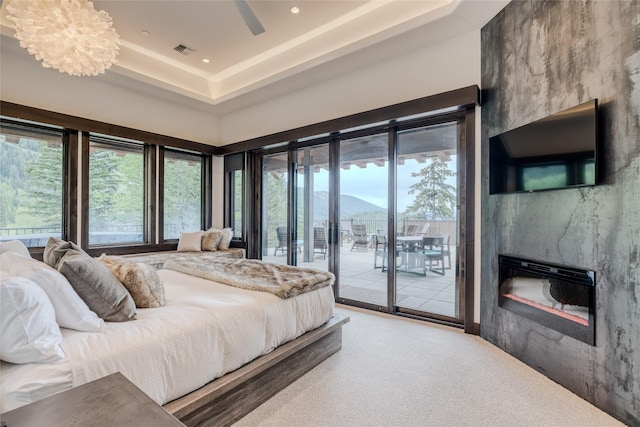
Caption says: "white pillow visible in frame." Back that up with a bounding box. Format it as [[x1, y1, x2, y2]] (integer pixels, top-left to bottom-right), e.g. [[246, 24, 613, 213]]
[[1, 276, 66, 364], [218, 227, 233, 250], [0, 252, 104, 332], [177, 231, 203, 252], [0, 240, 31, 258]]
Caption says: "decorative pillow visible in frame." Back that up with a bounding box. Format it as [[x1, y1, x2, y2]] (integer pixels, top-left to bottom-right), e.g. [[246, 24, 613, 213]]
[[1, 276, 66, 364], [57, 250, 136, 322], [177, 231, 203, 252], [43, 237, 87, 269], [0, 252, 104, 332], [98, 255, 165, 308], [218, 227, 233, 250], [0, 240, 31, 258], [202, 228, 223, 251]]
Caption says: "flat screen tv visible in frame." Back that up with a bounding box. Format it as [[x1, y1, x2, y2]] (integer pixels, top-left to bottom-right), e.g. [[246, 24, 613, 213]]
[[489, 100, 598, 194]]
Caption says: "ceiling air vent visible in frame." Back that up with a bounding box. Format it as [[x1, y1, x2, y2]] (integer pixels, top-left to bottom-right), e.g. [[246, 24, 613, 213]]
[[173, 44, 196, 55]]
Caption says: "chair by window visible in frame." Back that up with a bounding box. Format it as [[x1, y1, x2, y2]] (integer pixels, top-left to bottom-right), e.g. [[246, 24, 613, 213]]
[[435, 233, 452, 269], [275, 226, 302, 255], [350, 224, 370, 251], [404, 221, 430, 237], [420, 236, 445, 275], [341, 220, 354, 245], [373, 234, 387, 270], [313, 227, 328, 259], [274, 226, 287, 256]]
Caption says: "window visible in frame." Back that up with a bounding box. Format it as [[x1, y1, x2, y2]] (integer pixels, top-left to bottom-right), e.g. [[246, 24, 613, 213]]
[[0, 123, 64, 247], [88, 138, 145, 245], [224, 153, 245, 239], [163, 150, 203, 240]]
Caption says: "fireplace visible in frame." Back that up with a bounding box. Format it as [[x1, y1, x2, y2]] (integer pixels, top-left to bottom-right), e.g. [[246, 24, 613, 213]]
[[498, 255, 595, 345]]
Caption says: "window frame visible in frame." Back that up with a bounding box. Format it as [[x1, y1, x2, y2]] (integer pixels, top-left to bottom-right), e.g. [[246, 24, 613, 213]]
[[159, 147, 209, 242], [224, 153, 245, 244], [0, 119, 70, 250], [1, 102, 213, 258]]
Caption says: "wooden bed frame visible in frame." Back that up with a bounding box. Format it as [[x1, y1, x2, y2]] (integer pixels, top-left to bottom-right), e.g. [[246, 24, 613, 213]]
[[164, 315, 349, 426]]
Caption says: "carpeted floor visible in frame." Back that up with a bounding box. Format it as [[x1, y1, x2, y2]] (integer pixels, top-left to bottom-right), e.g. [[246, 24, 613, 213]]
[[234, 305, 622, 427]]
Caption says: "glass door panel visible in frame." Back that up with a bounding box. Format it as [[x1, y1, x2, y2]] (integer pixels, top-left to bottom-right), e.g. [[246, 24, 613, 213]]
[[395, 122, 460, 319], [338, 134, 388, 306], [296, 145, 329, 271], [261, 152, 289, 265]]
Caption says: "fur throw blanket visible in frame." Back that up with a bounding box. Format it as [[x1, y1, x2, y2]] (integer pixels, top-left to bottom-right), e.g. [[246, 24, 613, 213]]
[[163, 258, 335, 299]]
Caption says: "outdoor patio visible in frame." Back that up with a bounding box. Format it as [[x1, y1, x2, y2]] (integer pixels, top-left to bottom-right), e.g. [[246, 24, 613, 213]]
[[263, 240, 458, 318]]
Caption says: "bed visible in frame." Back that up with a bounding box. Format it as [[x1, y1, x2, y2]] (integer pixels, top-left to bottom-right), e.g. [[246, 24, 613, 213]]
[[1, 249, 345, 426]]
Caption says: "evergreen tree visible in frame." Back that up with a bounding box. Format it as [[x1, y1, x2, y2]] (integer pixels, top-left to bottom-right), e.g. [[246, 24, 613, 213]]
[[89, 150, 124, 226], [164, 158, 202, 235], [404, 158, 456, 220], [112, 153, 143, 225], [0, 182, 18, 227], [24, 142, 63, 227]]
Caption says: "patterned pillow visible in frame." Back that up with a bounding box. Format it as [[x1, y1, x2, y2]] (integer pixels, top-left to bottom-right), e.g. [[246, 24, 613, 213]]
[[98, 255, 165, 308], [202, 228, 223, 251]]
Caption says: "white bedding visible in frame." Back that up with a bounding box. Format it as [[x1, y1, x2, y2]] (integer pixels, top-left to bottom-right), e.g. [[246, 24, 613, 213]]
[[0, 269, 334, 412]]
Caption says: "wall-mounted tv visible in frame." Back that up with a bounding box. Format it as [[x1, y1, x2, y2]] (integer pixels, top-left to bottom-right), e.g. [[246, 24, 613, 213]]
[[489, 100, 598, 194]]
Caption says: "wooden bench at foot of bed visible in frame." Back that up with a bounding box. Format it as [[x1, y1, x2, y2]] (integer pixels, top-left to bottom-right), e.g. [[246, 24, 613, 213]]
[[164, 315, 349, 427]]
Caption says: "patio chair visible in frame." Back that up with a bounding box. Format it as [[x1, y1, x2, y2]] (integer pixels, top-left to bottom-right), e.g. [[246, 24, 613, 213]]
[[313, 227, 328, 259], [274, 226, 287, 256], [341, 220, 354, 245], [350, 224, 370, 251], [404, 221, 430, 237], [435, 233, 452, 269], [373, 234, 387, 270], [419, 236, 445, 275], [274, 226, 302, 255]]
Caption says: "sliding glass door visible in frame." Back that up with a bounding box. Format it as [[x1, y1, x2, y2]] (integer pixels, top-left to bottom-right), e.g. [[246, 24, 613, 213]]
[[395, 122, 459, 318], [296, 145, 329, 271], [261, 152, 289, 265], [337, 133, 388, 306], [254, 109, 470, 326]]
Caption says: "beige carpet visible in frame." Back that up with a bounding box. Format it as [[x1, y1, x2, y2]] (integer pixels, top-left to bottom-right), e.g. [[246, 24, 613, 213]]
[[234, 305, 622, 427]]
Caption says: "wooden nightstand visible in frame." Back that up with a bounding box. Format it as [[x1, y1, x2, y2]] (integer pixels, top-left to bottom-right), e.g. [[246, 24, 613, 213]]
[[0, 372, 185, 427]]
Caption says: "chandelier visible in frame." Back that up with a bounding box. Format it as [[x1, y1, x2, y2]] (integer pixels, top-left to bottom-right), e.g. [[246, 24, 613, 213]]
[[6, 0, 121, 76]]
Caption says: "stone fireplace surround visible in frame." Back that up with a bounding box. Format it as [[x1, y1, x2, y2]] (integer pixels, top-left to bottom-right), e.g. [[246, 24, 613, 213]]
[[480, 1, 640, 424]]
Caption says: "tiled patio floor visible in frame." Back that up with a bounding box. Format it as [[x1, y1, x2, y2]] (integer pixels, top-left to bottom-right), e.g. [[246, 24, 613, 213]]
[[263, 244, 458, 318]]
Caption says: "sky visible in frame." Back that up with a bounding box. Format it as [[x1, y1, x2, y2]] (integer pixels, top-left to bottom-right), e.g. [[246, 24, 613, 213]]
[[311, 156, 457, 213]]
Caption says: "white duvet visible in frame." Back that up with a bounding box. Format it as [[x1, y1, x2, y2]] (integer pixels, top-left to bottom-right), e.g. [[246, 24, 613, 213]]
[[0, 269, 335, 412]]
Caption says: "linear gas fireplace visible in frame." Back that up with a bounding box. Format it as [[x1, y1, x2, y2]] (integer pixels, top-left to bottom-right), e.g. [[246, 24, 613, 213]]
[[498, 255, 595, 345]]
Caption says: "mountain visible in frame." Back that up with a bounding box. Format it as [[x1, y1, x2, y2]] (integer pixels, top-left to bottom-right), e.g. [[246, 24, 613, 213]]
[[300, 190, 385, 219]]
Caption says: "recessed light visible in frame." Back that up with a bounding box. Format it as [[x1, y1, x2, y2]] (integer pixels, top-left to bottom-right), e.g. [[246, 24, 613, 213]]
[[202, 58, 210, 63], [141, 30, 150, 36], [290, 6, 300, 14]]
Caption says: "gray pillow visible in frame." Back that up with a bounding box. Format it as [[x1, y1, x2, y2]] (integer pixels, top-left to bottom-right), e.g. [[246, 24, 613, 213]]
[[57, 250, 136, 322], [43, 237, 87, 269]]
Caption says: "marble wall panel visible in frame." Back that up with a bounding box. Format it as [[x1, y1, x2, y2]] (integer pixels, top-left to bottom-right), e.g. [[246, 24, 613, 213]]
[[481, 1, 639, 424]]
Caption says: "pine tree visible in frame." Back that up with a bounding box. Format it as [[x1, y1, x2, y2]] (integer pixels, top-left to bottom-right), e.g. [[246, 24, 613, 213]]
[[164, 158, 202, 235], [404, 158, 456, 220], [89, 150, 124, 225], [24, 142, 63, 227]]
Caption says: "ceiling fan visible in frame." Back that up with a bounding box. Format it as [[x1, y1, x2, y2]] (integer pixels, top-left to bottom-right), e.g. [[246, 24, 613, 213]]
[[234, 0, 265, 36]]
